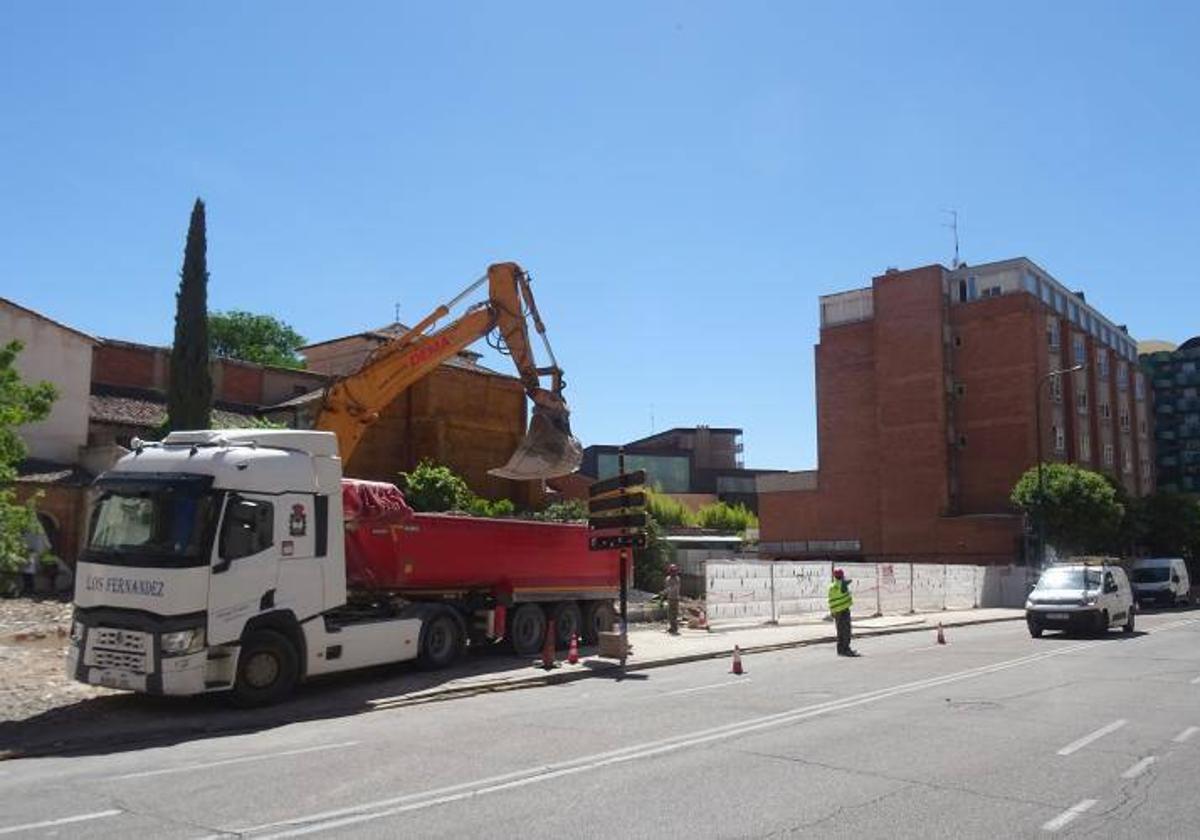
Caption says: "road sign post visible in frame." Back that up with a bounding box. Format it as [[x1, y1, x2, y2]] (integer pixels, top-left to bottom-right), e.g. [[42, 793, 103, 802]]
[[588, 453, 648, 670]]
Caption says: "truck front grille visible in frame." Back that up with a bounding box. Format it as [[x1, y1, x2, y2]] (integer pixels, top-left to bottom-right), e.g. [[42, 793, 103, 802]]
[[86, 626, 152, 674], [92, 648, 148, 672], [94, 628, 148, 653]]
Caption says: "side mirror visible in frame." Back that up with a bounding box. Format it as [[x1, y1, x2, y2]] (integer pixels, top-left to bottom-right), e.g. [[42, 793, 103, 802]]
[[1104, 580, 1118, 594], [1172, 575, 1181, 584]]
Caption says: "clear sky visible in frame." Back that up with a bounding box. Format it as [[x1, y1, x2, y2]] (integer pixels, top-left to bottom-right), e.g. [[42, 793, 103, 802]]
[[3, 2, 1197, 470]]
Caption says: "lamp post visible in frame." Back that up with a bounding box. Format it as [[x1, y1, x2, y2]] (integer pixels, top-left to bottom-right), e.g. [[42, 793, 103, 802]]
[[1034, 363, 1085, 568]]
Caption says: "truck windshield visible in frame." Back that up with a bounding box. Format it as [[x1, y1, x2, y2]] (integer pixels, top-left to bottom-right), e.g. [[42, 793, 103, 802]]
[[1036, 567, 1102, 591], [87, 489, 218, 566], [1131, 567, 1170, 583]]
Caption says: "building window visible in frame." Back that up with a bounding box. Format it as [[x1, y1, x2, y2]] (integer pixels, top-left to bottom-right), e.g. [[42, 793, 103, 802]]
[[1099, 402, 1111, 421], [1117, 362, 1128, 391], [1103, 444, 1114, 466], [1073, 335, 1086, 365], [1050, 375, 1063, 402], [1076, 390, 1089, 415], [1079, 431, 1091, 461], [1140, 456, 1151, 478], [1053, 425, 1066, 453], [1119, 409, 1131, 431], [1123, 449, 1133, 474], [1096, 351, 1109, 380], [1069, 302, 1080, 324], [1023, 273, 1038, 295], [1047, 318, 1060, 350], [981, 284, 1002, 298], [1135, 373, 1145, 401], [1041, 283, 1053, 305], [1138, 417, 1148, 437]]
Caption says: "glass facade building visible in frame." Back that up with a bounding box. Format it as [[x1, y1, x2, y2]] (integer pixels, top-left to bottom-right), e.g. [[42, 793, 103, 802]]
[[1141, 337, 1200, 493]]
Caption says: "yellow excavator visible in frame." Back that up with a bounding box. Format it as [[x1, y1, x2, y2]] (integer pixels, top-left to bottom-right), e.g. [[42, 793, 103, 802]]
[[314, 262, 582, 482]]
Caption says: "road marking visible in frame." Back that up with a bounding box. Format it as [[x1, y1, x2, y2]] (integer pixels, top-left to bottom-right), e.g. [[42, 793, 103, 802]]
[[1173, 726, 1199, 744], [1042, 799, 1097, 832], [1121, 756, 1155, 779], [0, 810, 122, 836], [216, 640, 1107, 838], [1056, 719, 1127, 756], [1149, 618, 1200, 634], [112, 742, 360, 780], [1190, 675, 1200, 685], [661, 680, 751, 697]]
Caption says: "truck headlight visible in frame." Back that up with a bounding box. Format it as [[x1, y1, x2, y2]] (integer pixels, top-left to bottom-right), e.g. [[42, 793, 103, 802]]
[[161, 628, 206, 656]]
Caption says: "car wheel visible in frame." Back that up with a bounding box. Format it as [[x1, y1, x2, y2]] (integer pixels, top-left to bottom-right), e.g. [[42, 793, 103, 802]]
[[232, 630, 299, 707], [508, 603, 547, 657], [1123, 607, 1135, 634], [1028, 621, 1043, 639], [1097, 610, 1110, 636]]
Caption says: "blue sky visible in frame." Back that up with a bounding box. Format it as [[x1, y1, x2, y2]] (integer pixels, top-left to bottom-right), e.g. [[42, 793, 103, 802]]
[[2, 2, 1197, 470]]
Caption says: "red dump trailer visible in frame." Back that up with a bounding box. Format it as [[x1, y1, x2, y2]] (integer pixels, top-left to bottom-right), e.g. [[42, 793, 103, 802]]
[[341, 479, 622, 656]]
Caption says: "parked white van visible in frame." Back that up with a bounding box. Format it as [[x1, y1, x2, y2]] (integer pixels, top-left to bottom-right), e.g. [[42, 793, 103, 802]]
[[1026, 561, 1135, 637], [1130, 557, 1191, 607]]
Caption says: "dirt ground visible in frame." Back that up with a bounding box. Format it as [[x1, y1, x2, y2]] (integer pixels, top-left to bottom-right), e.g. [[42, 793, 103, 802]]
[[0, 598, 116, 723]]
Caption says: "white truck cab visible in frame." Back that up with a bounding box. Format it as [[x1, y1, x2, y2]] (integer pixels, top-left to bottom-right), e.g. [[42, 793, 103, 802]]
[[1025, 561, 1135, 638], [1130, 557, 1191, 607], [68, 430, 424, 705]]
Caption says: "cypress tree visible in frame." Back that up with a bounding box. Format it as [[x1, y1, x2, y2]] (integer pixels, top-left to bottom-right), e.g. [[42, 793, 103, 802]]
[[167, 198, 214, 431]]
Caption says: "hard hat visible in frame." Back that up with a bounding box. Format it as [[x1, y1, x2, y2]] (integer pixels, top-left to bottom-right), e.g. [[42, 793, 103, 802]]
[[667, 563, 680, 575], [833, 568, 845, 579]]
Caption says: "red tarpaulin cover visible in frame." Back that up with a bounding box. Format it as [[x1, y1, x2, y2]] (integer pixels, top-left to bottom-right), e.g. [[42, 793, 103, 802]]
[[342, 479, 414, 590]]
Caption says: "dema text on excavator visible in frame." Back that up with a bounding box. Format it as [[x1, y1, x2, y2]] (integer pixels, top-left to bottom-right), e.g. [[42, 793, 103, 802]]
[[314, 262, 582, 481]]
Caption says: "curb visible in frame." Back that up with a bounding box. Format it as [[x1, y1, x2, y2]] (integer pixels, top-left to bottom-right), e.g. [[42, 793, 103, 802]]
[[2, 614, 1022, 760]]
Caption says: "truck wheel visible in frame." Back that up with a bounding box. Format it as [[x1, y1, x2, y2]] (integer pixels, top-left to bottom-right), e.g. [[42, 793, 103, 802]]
[[582, 601, 616, 645], [1123, 607, 1135, 634], [418, 610, 465, 670], [232, 630, 299, 707], [508, 604, 547, 657], [550, 602, 583, 649]]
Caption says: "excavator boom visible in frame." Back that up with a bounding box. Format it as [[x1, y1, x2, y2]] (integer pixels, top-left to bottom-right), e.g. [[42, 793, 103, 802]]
[[314, 262, 581, 482]]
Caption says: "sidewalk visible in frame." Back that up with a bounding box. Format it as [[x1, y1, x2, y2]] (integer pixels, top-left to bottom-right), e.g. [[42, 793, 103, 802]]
[[0, 607, 1022, 759], [367, 607, 1023, 707]]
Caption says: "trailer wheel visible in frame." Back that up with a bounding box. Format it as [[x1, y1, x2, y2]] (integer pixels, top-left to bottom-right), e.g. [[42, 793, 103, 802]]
[[232, 630, 299, 707], [582, 601, 616, 645], [550, 602, 583, 649], [417, 609, 466, 670], [508, 603, 547, 657]]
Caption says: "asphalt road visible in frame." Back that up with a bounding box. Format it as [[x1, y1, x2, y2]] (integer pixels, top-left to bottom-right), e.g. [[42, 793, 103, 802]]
[[2, 609, 1199, 839]]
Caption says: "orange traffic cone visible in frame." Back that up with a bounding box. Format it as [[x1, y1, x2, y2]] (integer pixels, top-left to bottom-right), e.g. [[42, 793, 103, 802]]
[[541, 618, 557, 670], [936, 622, 946, 645], [731, 645, 744, 675], [567, 632, 580, 665]]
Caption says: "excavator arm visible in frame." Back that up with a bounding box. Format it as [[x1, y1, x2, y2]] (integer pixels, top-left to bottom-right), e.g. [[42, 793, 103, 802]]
[[314, 262, 582, 481]]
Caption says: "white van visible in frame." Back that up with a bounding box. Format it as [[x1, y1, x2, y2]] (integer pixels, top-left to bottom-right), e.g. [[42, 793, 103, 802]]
[[1026, 561, 1135, 637], [1130, 557, 1191, 607]]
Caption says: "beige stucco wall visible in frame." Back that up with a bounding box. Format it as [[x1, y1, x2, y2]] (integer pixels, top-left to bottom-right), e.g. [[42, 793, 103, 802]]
[[1, 301, 95, 463]]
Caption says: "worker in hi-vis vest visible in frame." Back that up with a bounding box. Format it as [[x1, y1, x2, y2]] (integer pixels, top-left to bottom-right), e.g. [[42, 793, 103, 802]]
[[828, 568, 859, 657]]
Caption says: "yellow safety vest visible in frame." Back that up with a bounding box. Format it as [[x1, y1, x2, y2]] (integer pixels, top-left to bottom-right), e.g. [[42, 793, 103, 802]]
[[828, 581, 853, 614]]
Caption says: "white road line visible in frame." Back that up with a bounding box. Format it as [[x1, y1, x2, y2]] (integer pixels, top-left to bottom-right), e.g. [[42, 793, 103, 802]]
[[1056, 719, 1127, 756], [216, 640, 1106, 838], [112, 742, 360, 780], [1173, 726, 1199, 744], [1042, 799, 1097, 832], [661, 680, 751, 697], [0, 810, 122, 836], [1189, 675, 1200, 685], [1121, 756, 1155, 779], [1149, 618, 1200, 634]]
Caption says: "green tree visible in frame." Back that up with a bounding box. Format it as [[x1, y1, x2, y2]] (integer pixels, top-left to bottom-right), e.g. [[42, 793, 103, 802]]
[[209, 310, 307, 369], [398, 460, 473, 512], [0, 341, 57, 576], [168, 198, 214, 431], [633, 517, 673, 592], [1128, 491, 1200, 559], [1011, 463, 1125, 556]]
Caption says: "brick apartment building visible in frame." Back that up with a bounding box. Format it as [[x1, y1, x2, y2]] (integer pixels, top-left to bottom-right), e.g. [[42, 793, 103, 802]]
[[758, 258, 1154, 565]]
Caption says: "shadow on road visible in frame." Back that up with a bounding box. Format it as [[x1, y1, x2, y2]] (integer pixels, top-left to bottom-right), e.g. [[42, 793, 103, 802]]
[[0, 643, 605, 760]]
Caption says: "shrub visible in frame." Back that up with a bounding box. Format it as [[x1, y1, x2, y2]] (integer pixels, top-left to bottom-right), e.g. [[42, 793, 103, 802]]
[[695, 501, 758, 534], [398, 460, 473, 512], [646, 490, 695, 529], [530, 499, 587, 522]]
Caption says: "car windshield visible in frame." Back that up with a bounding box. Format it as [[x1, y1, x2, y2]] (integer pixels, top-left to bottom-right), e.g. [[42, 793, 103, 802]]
[[88, 489, 217, 562], [1131, 567, 1170, 583], [1036, 567, 1103, 591]]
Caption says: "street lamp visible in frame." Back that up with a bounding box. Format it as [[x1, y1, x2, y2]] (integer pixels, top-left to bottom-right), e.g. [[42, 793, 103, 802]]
[[1034, 362, 1086, 569]]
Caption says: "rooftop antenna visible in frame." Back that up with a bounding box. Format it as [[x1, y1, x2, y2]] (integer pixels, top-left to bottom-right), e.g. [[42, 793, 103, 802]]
[[650, 403, 656, 433], [941, 208, 961, 268], [394, 302, 401, 324]]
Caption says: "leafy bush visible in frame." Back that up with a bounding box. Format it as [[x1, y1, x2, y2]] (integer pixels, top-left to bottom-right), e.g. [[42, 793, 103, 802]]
[[398, 460, 474, 512], [646, 490, 695, 529], [695, 501, 758, 534], [530, 499, 587, 522]]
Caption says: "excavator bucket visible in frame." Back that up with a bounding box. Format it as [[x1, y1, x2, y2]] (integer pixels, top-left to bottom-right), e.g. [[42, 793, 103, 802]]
[[489, 405, 583, 481]]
